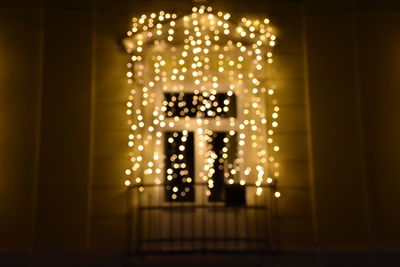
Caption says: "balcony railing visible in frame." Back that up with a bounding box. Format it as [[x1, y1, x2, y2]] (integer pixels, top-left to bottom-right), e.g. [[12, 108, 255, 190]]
[[126, 183, 279, 254]]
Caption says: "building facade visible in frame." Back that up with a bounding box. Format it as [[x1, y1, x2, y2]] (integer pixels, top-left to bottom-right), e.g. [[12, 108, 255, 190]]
[[1, 0, 400, 265]]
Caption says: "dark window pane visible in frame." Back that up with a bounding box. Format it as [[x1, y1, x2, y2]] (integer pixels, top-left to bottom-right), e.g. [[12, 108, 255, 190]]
[[164, 131, 195, 202], [164, 92, 236, 118], [208, 132, 237, 202], [225, 184, 246, 206]]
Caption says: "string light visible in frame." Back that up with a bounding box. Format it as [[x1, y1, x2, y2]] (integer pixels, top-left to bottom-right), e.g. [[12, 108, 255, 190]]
[[123, 6, 282, 198]]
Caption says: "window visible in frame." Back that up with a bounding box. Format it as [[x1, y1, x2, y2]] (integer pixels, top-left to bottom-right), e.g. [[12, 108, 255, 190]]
[[165, 131, 195, 201], [162, 92, 238, 203], [207, 131, 237, 202], [122, 6, 282, 252], [122, 8, 282, 205], [163, 92, 237, 118]]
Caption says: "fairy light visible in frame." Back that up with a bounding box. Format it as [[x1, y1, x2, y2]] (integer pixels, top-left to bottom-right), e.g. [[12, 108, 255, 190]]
[[122, 6, 282, 198]]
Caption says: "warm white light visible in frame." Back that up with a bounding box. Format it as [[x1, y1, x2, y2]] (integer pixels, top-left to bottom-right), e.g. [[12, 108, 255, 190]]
[[123, 7, 281, 198], [256, 187, 263, 196]]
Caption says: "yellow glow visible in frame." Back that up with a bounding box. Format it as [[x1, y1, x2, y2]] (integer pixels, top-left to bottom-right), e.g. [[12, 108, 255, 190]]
[[256, 187, 263, 196], [123, 7, 281, 198]]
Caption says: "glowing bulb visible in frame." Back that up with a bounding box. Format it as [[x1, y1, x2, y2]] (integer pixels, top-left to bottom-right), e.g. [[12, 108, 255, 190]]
[[256, 187, 263, 196]]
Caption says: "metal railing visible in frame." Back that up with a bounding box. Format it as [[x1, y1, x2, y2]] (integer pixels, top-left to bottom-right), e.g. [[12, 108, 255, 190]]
[[126, 183, 279, 254]]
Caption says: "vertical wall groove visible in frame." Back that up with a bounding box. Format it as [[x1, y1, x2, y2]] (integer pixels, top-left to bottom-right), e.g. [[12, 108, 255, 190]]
[[86, 0, 96, 250], [301, 3, 320, 249], [30, 0, 45, 251], [351, 10, 373, 249]]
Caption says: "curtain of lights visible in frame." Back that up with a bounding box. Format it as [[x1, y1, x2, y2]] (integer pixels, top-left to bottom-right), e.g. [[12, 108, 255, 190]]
[[122, 5, 281, 200]]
